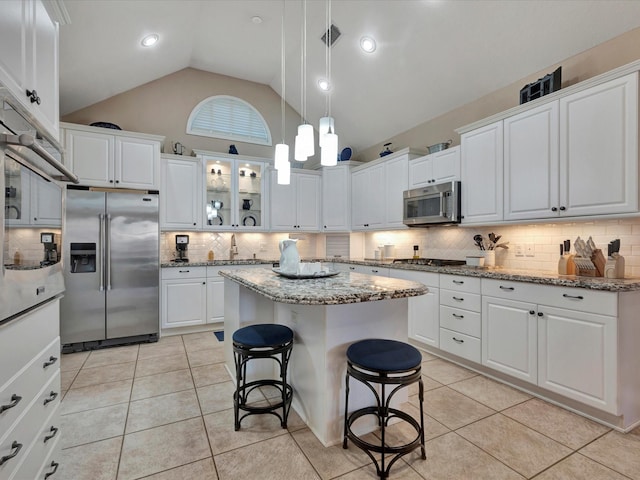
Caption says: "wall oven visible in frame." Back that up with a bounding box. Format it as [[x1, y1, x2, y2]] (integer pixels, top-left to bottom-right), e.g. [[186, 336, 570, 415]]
[[403, 180, 461, 226], [1, 85, 78, 324]]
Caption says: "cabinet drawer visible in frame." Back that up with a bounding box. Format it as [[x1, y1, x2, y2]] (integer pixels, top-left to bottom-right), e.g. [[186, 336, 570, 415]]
[[389, 269, 439, 287], [161, 266, 206, 280], [0, 339, 59, 439], [482, 278, 617, 316], [440, 289, 481, 312], [440, 274, 481, 293], [12, 405, 60, 480], [0, 372, 60, 479], [439, 328, 481, 363], [537, 286, 617, 316], [0, 301, 59, 389], [440, 306, 481, 338]]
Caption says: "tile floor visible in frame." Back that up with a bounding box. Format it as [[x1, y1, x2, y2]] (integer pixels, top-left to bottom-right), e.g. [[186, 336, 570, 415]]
[[59, 333, 640, 480]]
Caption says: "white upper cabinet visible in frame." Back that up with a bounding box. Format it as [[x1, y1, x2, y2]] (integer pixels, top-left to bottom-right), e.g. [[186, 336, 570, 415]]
[[270, 169, 321, 232], [321, 164, 353, 231], [62, 123, 163, 189], [559, 72, 638, 217], [461, 121, 504, 224], [352, 148, 420, 231], [160, 154, 202, 230], [0, 0, 59, 140], [199, 152, 267, 231], [409, 147, 461, 189], [504, 102, 559, 220], [351, 163, 385, 230]]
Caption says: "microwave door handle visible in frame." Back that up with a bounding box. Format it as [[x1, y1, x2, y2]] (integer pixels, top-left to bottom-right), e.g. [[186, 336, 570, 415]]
[[98, 214, 105, 292], [439, 192, 445, 217]]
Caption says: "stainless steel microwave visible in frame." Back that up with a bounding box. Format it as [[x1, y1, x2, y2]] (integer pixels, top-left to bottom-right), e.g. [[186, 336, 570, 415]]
[[403, 181, 461, 226]]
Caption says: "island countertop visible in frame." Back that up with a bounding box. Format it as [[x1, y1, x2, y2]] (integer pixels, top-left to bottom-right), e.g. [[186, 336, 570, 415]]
[[219, 268, 427, 305]]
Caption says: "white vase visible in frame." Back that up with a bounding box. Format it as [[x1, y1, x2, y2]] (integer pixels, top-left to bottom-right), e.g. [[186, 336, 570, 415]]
[[279, 239, 300, 274]]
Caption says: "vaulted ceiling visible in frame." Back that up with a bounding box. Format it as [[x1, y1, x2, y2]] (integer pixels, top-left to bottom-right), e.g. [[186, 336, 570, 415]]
[[59, 0, 640, 153]]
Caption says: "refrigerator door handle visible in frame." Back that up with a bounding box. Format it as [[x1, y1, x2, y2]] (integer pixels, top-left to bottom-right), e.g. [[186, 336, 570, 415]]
[[99, 213, 105, 292], [106, 214, 112, 291]]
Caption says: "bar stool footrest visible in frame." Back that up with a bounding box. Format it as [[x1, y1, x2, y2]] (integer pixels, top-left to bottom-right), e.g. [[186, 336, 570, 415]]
[[345, 406, 423, 454]]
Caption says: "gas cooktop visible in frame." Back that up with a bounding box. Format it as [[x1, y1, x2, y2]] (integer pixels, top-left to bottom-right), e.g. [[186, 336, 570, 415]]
[[392, 258, 466, 266]]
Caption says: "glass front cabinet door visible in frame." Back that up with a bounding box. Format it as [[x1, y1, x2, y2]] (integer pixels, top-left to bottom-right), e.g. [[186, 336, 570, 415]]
[[198, 152, 266, 231]]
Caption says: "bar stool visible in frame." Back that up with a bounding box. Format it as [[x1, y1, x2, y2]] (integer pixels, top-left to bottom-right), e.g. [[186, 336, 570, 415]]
[[343, 338, 426, 479], [232, 324, 293, 431]]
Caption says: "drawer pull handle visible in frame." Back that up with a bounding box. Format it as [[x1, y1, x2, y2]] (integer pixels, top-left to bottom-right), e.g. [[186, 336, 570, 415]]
[[0, 394, 22, 413], [44, 461, 59, 479], [452, 313, 464, 319], [372, 269, 379, 273], [43, 391, 58, 406], [452, 296, 464, 301], [538, 312, 544, 317], [43, 356, 58, 368], [452, 337, 464, 344], [453, 280, 464, 285], [562, 293, 584, 300], [0, 441, 22, 465], [529, 310, 535, 315], [179, 270, 190, 273], [44, 426, 59, 443], [499, 286, 514, 291], [349, 267, 355, 270]]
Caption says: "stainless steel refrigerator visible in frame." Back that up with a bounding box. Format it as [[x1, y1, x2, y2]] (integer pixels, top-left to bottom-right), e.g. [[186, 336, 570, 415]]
[[61, 187, 159, 348]]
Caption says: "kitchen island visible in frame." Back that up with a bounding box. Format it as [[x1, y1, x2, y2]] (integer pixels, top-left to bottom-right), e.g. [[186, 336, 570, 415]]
[[220, 267, 427, 446]]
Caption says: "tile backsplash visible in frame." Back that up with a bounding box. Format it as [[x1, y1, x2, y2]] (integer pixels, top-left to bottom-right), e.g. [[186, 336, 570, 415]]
[[160, 232, 320, 263], [161, 217, 640, 277], [363, 217, 640, 277]]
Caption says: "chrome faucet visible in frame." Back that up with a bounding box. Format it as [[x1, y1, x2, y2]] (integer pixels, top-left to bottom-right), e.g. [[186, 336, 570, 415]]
[[230, 233, 238, 260]]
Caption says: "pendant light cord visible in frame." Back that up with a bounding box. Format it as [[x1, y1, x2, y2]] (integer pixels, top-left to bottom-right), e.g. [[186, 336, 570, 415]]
[[301, 0, 307, 125], [327, 0, 332, 120], [281, 0, 286, 144]]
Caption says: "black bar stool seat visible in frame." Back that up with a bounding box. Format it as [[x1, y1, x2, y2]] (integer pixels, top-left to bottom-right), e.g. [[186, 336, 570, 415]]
[[343, 338, 426, 479], [232, 324, 293, 431]]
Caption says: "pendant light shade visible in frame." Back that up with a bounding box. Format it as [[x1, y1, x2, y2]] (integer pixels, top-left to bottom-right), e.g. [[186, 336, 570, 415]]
[[277, 156, 291, 185], [275, 143, 289, 170], [294, 134, 307, 161], [319, 116, 334, 147], [297, 124, 314, 159], [320, 130, 338, 166]]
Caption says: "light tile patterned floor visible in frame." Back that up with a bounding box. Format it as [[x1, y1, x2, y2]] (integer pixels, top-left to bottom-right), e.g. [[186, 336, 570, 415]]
[[59, 333, 640, 480]]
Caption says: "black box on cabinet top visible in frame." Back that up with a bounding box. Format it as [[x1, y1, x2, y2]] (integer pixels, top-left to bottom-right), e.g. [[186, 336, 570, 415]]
[[519, 66, 562, 104]]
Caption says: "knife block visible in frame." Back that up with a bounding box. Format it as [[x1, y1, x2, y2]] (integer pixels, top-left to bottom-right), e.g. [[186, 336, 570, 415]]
[[591, 249, 606, 277], [574, 257, 596, 276]]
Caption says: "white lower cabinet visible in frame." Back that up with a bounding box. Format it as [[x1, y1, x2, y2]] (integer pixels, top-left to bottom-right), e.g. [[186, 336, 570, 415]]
[[482, 296, 538, 383], [481, 278, 620, 415], [0, 300, 61, 480], [161, 267, 207, 329], [161, 264, 263, 330], [206, 267, 225, 325], [390, 269, 440, 348], [538, 306, 617, 413]]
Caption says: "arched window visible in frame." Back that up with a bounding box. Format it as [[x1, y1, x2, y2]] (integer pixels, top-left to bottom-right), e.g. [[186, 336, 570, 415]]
[[186, 95, 272, 146]]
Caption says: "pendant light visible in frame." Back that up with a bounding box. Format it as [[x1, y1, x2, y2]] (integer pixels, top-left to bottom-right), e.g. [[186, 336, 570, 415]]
[[294, 0, 314, 161], [320, 0, 338, 166], [275, 0, 290, 184]]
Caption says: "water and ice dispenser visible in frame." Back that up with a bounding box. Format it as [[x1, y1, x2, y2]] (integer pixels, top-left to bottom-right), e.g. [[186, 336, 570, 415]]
[[70, 243, 96, 273]]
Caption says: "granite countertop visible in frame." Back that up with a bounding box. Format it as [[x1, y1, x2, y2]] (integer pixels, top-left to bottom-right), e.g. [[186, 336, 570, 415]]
[[332, 259, 640, 292], [219, 268, 428, 305], [161, 259, 275, 268], [161, 258, 640, 292]]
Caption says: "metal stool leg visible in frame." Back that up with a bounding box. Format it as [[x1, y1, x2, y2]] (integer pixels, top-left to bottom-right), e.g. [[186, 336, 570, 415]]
[[343, 371, 350, 449]]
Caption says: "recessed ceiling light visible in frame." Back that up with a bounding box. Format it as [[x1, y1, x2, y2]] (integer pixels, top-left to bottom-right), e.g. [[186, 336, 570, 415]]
[[251, 16, 263, 24], [318, 79, 331, 91], [360, 36, 376, 53], [141, 34, 159, 47]]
